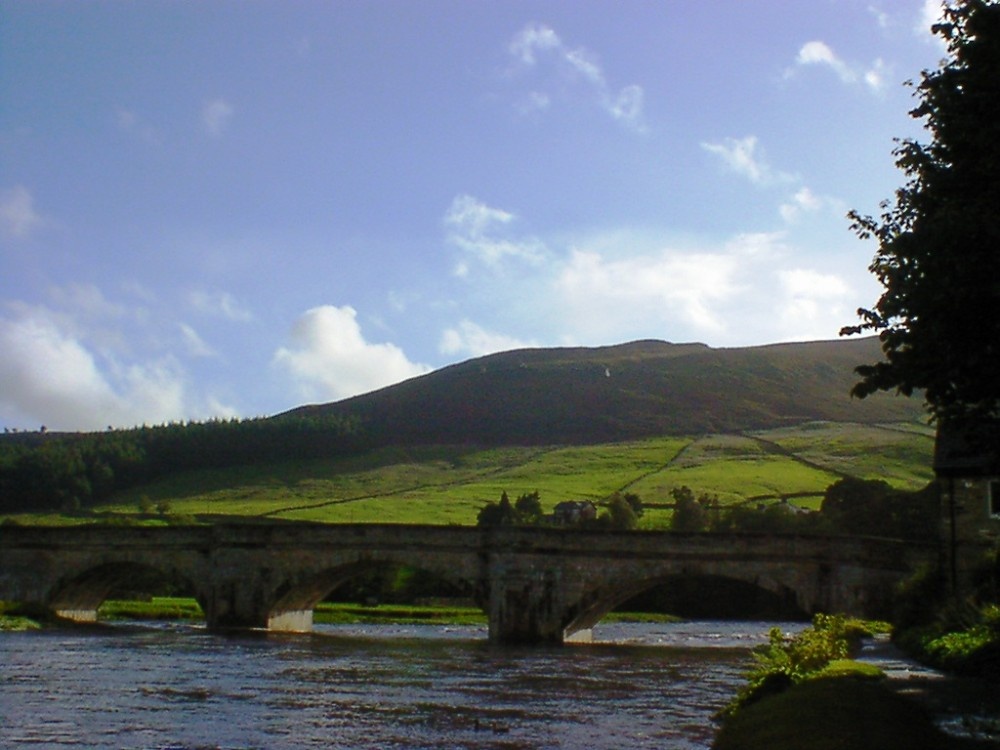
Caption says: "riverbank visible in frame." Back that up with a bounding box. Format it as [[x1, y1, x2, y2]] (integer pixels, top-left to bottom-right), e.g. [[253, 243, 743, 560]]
[[1, 597, 683, 630], [712, 630, 1000, 749], [713, 676, 993, 750]]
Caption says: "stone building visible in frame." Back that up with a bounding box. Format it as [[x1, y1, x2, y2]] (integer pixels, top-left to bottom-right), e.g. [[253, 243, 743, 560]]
[[933, 421, 1000, 591], [551, 500, 597, 526]]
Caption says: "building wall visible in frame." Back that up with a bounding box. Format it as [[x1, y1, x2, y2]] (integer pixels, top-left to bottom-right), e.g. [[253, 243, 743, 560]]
[[940, 475, 1000, 586]]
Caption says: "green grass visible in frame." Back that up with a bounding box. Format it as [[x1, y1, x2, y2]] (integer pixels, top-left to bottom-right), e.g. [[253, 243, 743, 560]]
[[313, 602, 487, 626], [4, 422, 932, 528], [713, 678, 960, 750], [99, 596, 205, 621], [753, 421, 935, 489]]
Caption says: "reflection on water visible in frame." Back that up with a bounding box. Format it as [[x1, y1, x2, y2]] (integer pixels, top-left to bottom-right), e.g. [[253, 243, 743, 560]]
[[1, 621, 796, 750]]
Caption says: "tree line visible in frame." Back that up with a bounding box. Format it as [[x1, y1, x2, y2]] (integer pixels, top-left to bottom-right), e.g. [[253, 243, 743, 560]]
[[475, 479, 938, 541], [0, 413, 368, 514], [669, 478, 939, 540], [477, 490, 644, 530]]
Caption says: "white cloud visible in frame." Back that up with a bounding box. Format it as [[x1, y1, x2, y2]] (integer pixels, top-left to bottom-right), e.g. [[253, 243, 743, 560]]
[[779, 186, 824, 223], [776, 268, 851, 338], [0, 308, 189, 431], [179, 323, 217, 358], [0, 185, 42, 239], [188, 289, 253, 322], [609, 84, 644, 126], [509, 22, 561, 65], [701, 135, 794, 186], [440, 320, 536, 358], [202, 98, 234, 137], [506, 22, 646, 131], [273, 305, 431, 402], [791, 40, 887, 93], [444, 194, 545, 274], [917, 0, 946, 38], [555, 244, 747, 337], [48, 282, 127, 321]]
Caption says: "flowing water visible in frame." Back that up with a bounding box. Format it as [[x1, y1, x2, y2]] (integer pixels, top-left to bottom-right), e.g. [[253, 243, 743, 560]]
[[0, 620, 788, 750]]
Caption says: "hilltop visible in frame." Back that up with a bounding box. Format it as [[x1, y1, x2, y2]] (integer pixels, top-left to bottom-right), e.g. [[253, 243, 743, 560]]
[[280, 337, 924, 446]]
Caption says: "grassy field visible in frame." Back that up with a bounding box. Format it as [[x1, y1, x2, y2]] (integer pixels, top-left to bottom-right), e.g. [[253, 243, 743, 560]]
[[3, 421, 934, 528]]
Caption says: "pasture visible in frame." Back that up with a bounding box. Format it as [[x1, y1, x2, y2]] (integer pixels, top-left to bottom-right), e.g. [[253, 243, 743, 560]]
[[6, 421, 934, 529]]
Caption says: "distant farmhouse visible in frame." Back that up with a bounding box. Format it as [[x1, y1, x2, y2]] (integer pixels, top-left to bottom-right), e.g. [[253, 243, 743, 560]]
[[552, 500, 597, 526], [934, 421, 1000, 589]]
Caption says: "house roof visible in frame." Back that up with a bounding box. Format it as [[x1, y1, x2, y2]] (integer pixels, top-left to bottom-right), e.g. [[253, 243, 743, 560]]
[[933, 420, 1000, 477]]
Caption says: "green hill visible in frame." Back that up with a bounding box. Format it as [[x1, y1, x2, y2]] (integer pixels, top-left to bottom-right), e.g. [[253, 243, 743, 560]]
[[1, 336, 932, 524], [281, 337, 924, 444]]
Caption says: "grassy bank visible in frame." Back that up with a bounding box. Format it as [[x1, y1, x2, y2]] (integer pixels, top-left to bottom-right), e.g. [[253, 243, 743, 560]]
[[895, 604, 1000, 680], [27, 597, 682, 629], [715, 611, 1000, 749], [714, 677, 973, 750], [99, 597, 205, 621]]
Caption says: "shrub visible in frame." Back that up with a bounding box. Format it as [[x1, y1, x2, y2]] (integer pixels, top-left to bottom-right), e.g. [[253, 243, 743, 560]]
[[725, 614, 879, 715]]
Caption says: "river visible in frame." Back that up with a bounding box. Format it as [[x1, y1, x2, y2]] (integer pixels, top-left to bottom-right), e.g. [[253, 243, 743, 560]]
[[8, 618, 992, 750], [1, 620, 800, 750]]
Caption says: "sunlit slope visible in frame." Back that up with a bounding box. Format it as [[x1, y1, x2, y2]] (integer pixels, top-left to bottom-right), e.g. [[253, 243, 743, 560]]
[[90, 422, 934, 528], [280, 338, 925, 446]]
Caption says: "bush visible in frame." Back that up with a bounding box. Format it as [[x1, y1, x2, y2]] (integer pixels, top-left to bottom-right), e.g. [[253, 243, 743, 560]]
[[725, 614, 879, 715]]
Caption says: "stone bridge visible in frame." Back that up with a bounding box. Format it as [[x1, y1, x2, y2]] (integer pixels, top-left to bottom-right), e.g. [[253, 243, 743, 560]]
[[0, 523, 937, 643]]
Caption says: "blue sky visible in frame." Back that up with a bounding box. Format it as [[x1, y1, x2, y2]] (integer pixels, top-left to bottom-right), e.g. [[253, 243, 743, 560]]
[[1, 1, 947, 431]]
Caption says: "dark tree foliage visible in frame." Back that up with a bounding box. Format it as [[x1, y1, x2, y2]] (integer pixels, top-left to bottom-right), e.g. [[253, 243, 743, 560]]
[[0, 413, 367, 514], [513, 491, 543, 524], [601, 492, 638, 530], [820, 477, 939, 540], [477, 491, 544, 527], [476, 491, 518, 527], [842, 0, 1000, 425]]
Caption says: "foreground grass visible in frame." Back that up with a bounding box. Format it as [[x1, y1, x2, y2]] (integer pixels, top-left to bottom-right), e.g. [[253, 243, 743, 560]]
[[713, 678, 968, 750]]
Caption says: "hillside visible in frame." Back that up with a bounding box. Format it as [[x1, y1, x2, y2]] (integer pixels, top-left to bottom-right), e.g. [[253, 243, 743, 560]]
[[280, 337, 925, 446], [0, 336, 929, 517]]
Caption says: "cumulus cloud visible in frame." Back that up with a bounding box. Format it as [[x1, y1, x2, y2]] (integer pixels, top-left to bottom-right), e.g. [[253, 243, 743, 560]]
[[0, 185, 42, 239], [0, 308, 188, 431], [790, 40, 887, 93], [202, 98, 234, 137], [776, 268, 851, 338], [440, 320, 536, 358], [507, 22, 646, 131], [444, 194, 545, 275], [701, 135, 794, 186], [273, 305, 431, 402], [556, 244, 749, 337], [188, 289, 253, 322]]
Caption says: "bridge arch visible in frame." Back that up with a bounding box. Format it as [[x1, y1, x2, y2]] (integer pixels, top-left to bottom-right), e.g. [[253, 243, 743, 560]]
[[47, 560, 208, 624], [544, 556, 826, 642], [562, 570, 809, 638], [264, 558, 482, 631]]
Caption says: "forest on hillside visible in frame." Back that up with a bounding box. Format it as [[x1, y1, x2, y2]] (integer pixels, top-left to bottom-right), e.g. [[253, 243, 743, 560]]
[[0, 414, 366, 514]]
